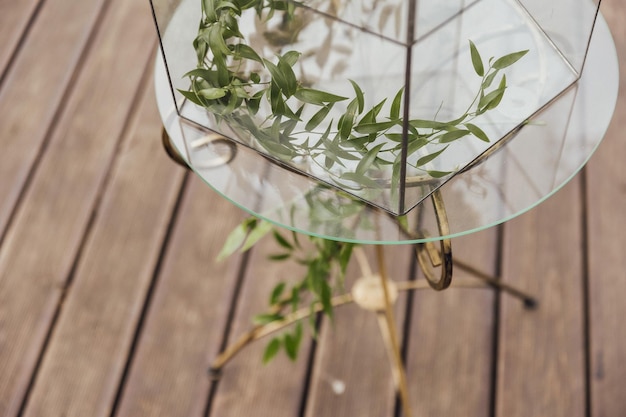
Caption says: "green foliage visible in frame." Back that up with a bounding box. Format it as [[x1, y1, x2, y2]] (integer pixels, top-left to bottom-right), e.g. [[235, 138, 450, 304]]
[[185, 0, 529, 193], [199, 2, 529, 363], [219, 216, 357, 363]]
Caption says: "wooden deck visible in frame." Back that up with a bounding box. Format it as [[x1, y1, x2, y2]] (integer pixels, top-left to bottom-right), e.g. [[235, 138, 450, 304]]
[[0, 1, 625, 416]]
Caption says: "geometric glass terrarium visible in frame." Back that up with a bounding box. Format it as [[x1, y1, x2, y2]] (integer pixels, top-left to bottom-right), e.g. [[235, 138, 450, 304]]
[[150, 0, 601, 215]]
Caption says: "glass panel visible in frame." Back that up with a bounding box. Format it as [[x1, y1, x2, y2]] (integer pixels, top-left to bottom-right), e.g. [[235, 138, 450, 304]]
[[516, 0, 601, 73], [401, 0, 590, 212], [150, 0, 602, 217], [156, 10, 618, 244]]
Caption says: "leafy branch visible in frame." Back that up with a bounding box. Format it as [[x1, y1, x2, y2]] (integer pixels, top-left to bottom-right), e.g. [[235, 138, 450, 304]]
[[182, 0, 529, 194], [218, 216, 355, 363]]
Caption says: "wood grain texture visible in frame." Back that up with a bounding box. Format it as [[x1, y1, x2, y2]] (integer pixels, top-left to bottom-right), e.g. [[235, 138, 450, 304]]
[[0, 0, 157, 414], [114, 178, 247, 417], [0, 0, 40, 76], [404, 230, 497, 417], [304, 246, 412, 417], [0, 0, 106, 235], [20, 79, 185, 417], [496, 179, 586, 417], [1, 1, 626, 416], [587, 1, 626, 416]]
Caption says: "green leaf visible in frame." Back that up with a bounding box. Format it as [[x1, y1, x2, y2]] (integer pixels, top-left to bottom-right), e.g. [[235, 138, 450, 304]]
[[282, 50, 301, 67], [409, 119, 450, 130], [446, 113, 468, 126], [407, 137, 429, 156], [391, 154, 402, 201], [250, 72, 261, 84], [482, 70, 498, 89], [233, 44, 263, 63], [280, 101, 301, 121], [283, 323, 303, 361], [198, 87, 227, 99], [294, 88, 349, 105], [438, 129, 471, 143], [338, 99, 359, 140], [349, 80, 365, 114], [273, 230, 294, 250], [384, 133, 405, 142], [254, 313, 283, 325], [214, 54, 230, 86], [427, 170, 453, 178], [278, 55, 298, 96], [268, 253, 291, 261], [270, 282, 286, 305], [469, 40, 484, 77], [208, 24, 231, 56], [202, 0, 217, 21], [319, 280, 333, 319], [338, 243, 354, 275], [264, 59, 289, 95], [478, 75, 506, 111], [354, 120, 397, 134], [177, 89, 204, 106], [269, 84, 284, 115], [492, 49, 529, 69], [322, 150, 347, 169], [262, 338, 281, 364], [390, 87, 404, 120], [215, 1, 239, 12], [216, 219, 255, 261], [464, 123, 490, 142], [416, 146, 449, 167], [305, 105, 331, 131], [241, 219, 273, 251], [397, 215, 409, 231], [340, 172, 382, 189], [260, 139, 295, 158], [183, 68, 219, 83], [290, 286, 300, 312], [360, 98, 387, 124], [355, 143, 385, 175]]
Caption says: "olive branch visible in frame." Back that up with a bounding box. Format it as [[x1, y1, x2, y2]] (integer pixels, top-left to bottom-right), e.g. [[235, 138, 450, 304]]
[[188, 0, 530, 363], [181, 0, 529, 195]]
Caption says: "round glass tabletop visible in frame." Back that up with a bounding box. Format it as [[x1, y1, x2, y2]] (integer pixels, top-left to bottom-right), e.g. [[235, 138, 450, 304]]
[[155, 12, 618, 245]]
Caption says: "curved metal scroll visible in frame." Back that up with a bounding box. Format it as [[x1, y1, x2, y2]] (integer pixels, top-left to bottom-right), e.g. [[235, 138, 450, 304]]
[[415, 190, 453, 291], [161, 127, 189, 168], [162, 128, 237, 169]]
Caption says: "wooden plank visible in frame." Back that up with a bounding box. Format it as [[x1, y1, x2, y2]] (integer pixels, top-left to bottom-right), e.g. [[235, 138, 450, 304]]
[[0, 0, 159, 414], [208, 233, 314, 417], [0, 0, 105, 234], [114, 178, 247, 417], [20, 81, 186, 417], [0, 0, 40, 76], [405, 230, 497, 417], [496, 179, 586, 417], [304, 246, 412, 417], [587, 1, 626, 415]]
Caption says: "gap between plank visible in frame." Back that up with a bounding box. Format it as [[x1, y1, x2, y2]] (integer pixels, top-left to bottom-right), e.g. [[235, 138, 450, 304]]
[[108, 171, 191, 417], [579, 167, 592, 417], [0, 0, 113, 252], [297, 314, 323, 417], [0, 0, 47, 89], [203, 246, 257, 417], [488, 224, 505, 417], [394, 247, 419, 417], [14, 43, 155, 417], [201, 163, 275, 417]]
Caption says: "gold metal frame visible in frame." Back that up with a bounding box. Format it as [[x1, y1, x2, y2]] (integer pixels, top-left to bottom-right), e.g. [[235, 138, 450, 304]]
[[161, 130, 538, 416]]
